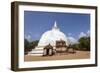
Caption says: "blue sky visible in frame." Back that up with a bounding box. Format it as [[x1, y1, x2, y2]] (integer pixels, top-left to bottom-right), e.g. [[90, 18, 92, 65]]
[[24, 11, 90, 42]]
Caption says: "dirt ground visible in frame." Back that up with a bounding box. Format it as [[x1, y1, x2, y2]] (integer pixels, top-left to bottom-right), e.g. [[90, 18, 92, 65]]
[[24, 51, 90, 61]]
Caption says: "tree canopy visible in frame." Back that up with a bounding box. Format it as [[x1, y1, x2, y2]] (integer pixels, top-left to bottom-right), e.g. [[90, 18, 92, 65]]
[[24, 39, 39, 54], [71, 36, 90, 51]]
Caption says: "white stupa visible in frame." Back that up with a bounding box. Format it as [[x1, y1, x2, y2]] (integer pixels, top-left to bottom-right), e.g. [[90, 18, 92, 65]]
[[28, 21, 69, 56]]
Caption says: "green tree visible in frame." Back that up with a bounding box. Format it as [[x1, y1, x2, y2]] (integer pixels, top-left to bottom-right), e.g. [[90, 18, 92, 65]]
[[71, 44, 80, 50], [32, 40, 39, 49], [78, 37, 90, 51], [24, 39, 30, 54], [24, 39, 39, 55], [70, 36, 90, 51]]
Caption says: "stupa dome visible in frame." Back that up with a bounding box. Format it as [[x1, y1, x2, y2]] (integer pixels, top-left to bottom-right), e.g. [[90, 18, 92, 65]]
[[37, 21, 69, 48]]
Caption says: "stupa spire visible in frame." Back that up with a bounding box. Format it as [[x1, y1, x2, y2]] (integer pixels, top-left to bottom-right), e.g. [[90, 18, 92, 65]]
[[54, 21, 57, 28], [52, 21, 59, 30]]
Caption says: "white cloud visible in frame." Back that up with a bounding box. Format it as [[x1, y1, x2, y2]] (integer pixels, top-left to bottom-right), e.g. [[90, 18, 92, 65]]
[[25, 34, 32, 42], [68, 33, 72, 36], [79, 32, 87, 38], [68, 36, 78, 45], [78, 30, 90, 38], [87, 30, 90, 36], [67, 30, 90, 45]]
